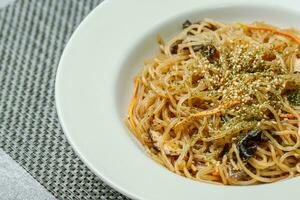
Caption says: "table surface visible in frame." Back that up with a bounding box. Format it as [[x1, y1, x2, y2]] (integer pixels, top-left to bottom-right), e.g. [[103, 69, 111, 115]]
[[0, 1, 51, 199], [0, 0, 127, 199], [0, 148, 56, 200], [0, 1, 55, 199]]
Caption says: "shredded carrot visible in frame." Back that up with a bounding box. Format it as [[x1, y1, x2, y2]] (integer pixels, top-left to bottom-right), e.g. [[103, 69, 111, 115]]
[[191, 107, 221, 118], [128, 78, 139, 129], [212, 170, 219, 176], [279, 113, 295, 119], [175, 100, 241, 130], [224, 100, 241, 108], [243, 24, 300, 46], [190, 100, 240, 118]]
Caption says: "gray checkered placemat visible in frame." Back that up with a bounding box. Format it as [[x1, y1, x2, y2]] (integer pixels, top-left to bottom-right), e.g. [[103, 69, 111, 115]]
[[0, 0, 129, 199]]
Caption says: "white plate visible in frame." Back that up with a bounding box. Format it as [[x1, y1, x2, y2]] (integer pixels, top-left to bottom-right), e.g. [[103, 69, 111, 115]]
[[55, 0, 300, 199]]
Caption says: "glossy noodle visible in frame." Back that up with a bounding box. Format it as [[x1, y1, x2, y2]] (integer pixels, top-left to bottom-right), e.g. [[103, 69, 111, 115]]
[[126, 19, 300, 185]]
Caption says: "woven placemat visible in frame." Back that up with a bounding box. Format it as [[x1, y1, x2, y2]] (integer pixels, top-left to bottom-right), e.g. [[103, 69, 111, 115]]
[[0, 0, 129, 199]]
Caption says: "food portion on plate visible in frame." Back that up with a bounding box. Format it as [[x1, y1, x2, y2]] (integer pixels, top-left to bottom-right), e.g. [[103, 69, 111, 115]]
[[126, 19, 300, 185]]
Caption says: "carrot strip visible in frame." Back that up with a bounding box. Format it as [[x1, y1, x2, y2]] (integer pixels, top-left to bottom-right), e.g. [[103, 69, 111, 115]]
[[279, 113, 296, 119], [191, 100, 240, 118], [212, 170, 219, 176], [244, 24, 300, 45], [191, 107, 221, 118]]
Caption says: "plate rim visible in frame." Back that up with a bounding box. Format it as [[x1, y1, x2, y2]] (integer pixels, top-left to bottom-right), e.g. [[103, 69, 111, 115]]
[[55, 0, 300, 199]]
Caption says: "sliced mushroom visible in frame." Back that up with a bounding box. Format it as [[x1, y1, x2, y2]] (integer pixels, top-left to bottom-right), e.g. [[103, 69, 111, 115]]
[[163, 141, 182, 156], [228, 165, 249, 180], [149, 129, 162, 150], [294, 58, 300, 72], [149, 130, 183, 155]]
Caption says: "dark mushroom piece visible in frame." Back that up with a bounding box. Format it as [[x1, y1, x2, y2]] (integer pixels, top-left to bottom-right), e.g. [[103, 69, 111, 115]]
[[192, 44, 220, 62], [204, 23, 218, 31], [170, 40, 183, 54], [182, 20, 192, 29], [219, 143, 230, 159], [237, 130, 262, 161]]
